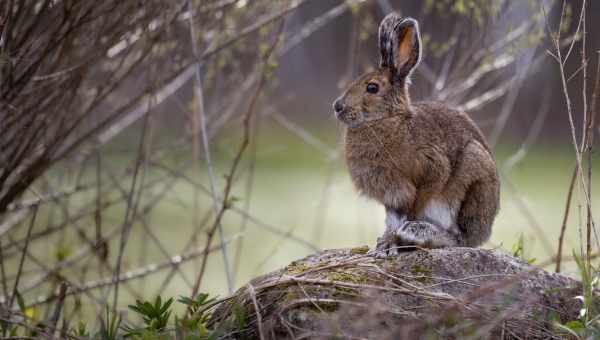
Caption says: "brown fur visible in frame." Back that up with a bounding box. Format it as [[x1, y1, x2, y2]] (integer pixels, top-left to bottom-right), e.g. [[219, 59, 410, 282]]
[[334, 14, 499, 253]]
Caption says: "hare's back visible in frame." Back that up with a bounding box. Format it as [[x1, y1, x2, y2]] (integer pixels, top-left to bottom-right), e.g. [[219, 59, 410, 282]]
[[413, 101, 491, 153]]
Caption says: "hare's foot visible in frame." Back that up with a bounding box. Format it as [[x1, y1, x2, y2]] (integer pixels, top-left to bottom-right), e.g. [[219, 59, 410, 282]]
[[370, 232, 418, 257], [368, 207, 410, 257], [395, 221, 458, 249]]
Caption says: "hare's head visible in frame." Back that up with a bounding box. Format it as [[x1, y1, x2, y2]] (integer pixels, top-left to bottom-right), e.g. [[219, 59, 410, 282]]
[[333, 14, 422, 128]]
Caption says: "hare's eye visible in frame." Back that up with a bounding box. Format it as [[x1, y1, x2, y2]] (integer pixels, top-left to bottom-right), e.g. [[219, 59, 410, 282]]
[[366, 83, 379, 94]]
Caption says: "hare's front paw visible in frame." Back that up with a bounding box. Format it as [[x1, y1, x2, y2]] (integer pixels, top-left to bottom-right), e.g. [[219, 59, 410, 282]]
[[369, 232, 415, 258], [368, 209, 412, 257], [396, 221, 458, 249]]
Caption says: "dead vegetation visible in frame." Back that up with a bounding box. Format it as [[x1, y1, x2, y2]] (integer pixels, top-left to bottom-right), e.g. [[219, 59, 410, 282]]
[[209, 248, 581, 339]]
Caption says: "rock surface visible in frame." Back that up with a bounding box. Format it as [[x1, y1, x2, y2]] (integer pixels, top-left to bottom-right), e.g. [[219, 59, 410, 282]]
[[209, 247, 581, 339]]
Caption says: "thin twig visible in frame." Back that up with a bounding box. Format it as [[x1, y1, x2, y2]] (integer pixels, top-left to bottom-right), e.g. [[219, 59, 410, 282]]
[[556, 166, 578, 272], [29, 238, 239, 307], [585, 51, 600, 259], [247, 283, 266, 340], [48, 282, 69, 331], [553, 0, 593, 229], [112, 92, 153, 311], [232, 113, 260, 284], [187, 0, 233, 294], [188, 18, 286, 307], [8, 205, 37, 311]]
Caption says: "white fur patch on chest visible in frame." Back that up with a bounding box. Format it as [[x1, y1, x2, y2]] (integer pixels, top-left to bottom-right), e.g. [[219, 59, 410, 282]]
[[418, 199, 457, 230]]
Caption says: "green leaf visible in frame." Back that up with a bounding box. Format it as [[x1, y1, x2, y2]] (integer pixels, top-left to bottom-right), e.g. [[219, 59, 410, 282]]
[[565, 320, 585, 331], [232, 303, 246, 330], [15, 290, 26, 313], [555, 321, 583, 340], [177, 296, 194, 306], [159, 298, 174, 315]]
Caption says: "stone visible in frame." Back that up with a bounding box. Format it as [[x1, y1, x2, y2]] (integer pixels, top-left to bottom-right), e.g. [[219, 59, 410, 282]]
[[209, 247, 582, 339]]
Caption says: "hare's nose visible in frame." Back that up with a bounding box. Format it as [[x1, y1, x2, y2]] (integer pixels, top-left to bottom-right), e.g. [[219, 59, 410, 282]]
[[333, 99, 344, 113]]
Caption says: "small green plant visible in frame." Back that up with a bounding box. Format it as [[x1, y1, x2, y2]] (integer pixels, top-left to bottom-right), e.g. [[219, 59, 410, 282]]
[[99, 307, 122, 340], [122, 296, 173, 338], [1, 290, 40, 338], [554, 252, 600, 339], [75, 321, 91, 337], [511, 234, 536, 264], [178, 293, 216, 315], [176, 293, 220, 337]]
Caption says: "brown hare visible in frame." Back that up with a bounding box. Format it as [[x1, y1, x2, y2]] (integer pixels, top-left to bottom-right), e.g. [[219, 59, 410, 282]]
[[333, 13, 500, 256]]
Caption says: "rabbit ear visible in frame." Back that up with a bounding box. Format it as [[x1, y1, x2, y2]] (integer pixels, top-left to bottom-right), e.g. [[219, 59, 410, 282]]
[[379, 14, 422, 82]]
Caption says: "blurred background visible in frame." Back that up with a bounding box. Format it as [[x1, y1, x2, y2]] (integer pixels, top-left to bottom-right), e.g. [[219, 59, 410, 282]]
[[1, 0, 599, 327]]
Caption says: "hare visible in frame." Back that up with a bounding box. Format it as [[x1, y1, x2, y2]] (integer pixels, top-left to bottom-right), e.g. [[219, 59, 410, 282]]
[[333, 13, 500, 256]]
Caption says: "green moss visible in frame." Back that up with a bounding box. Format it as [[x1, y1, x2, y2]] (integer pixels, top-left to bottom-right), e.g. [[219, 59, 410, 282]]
[[332, 286, 359, 298], [282, 287, 342, 314], [282, 289, 302, 304], [326, 271, 369, 298], [316, 300, 340, 313], [327, 271, 368, 285], [350, 245, 370, 255], [285, 262, 314, 275], [286, 259, 334, 275], [410, 264, 432, 283]]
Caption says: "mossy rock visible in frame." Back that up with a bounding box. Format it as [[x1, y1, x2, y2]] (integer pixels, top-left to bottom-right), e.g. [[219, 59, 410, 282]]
[[208, 247, 581, 339]]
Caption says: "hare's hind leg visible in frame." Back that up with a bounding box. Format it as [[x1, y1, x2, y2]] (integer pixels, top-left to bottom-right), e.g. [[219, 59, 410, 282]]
[[395, 220, 459, 248], [456, 176, 499, 247], [453, 141, 500, 247], [374, 205, 459, 255]]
